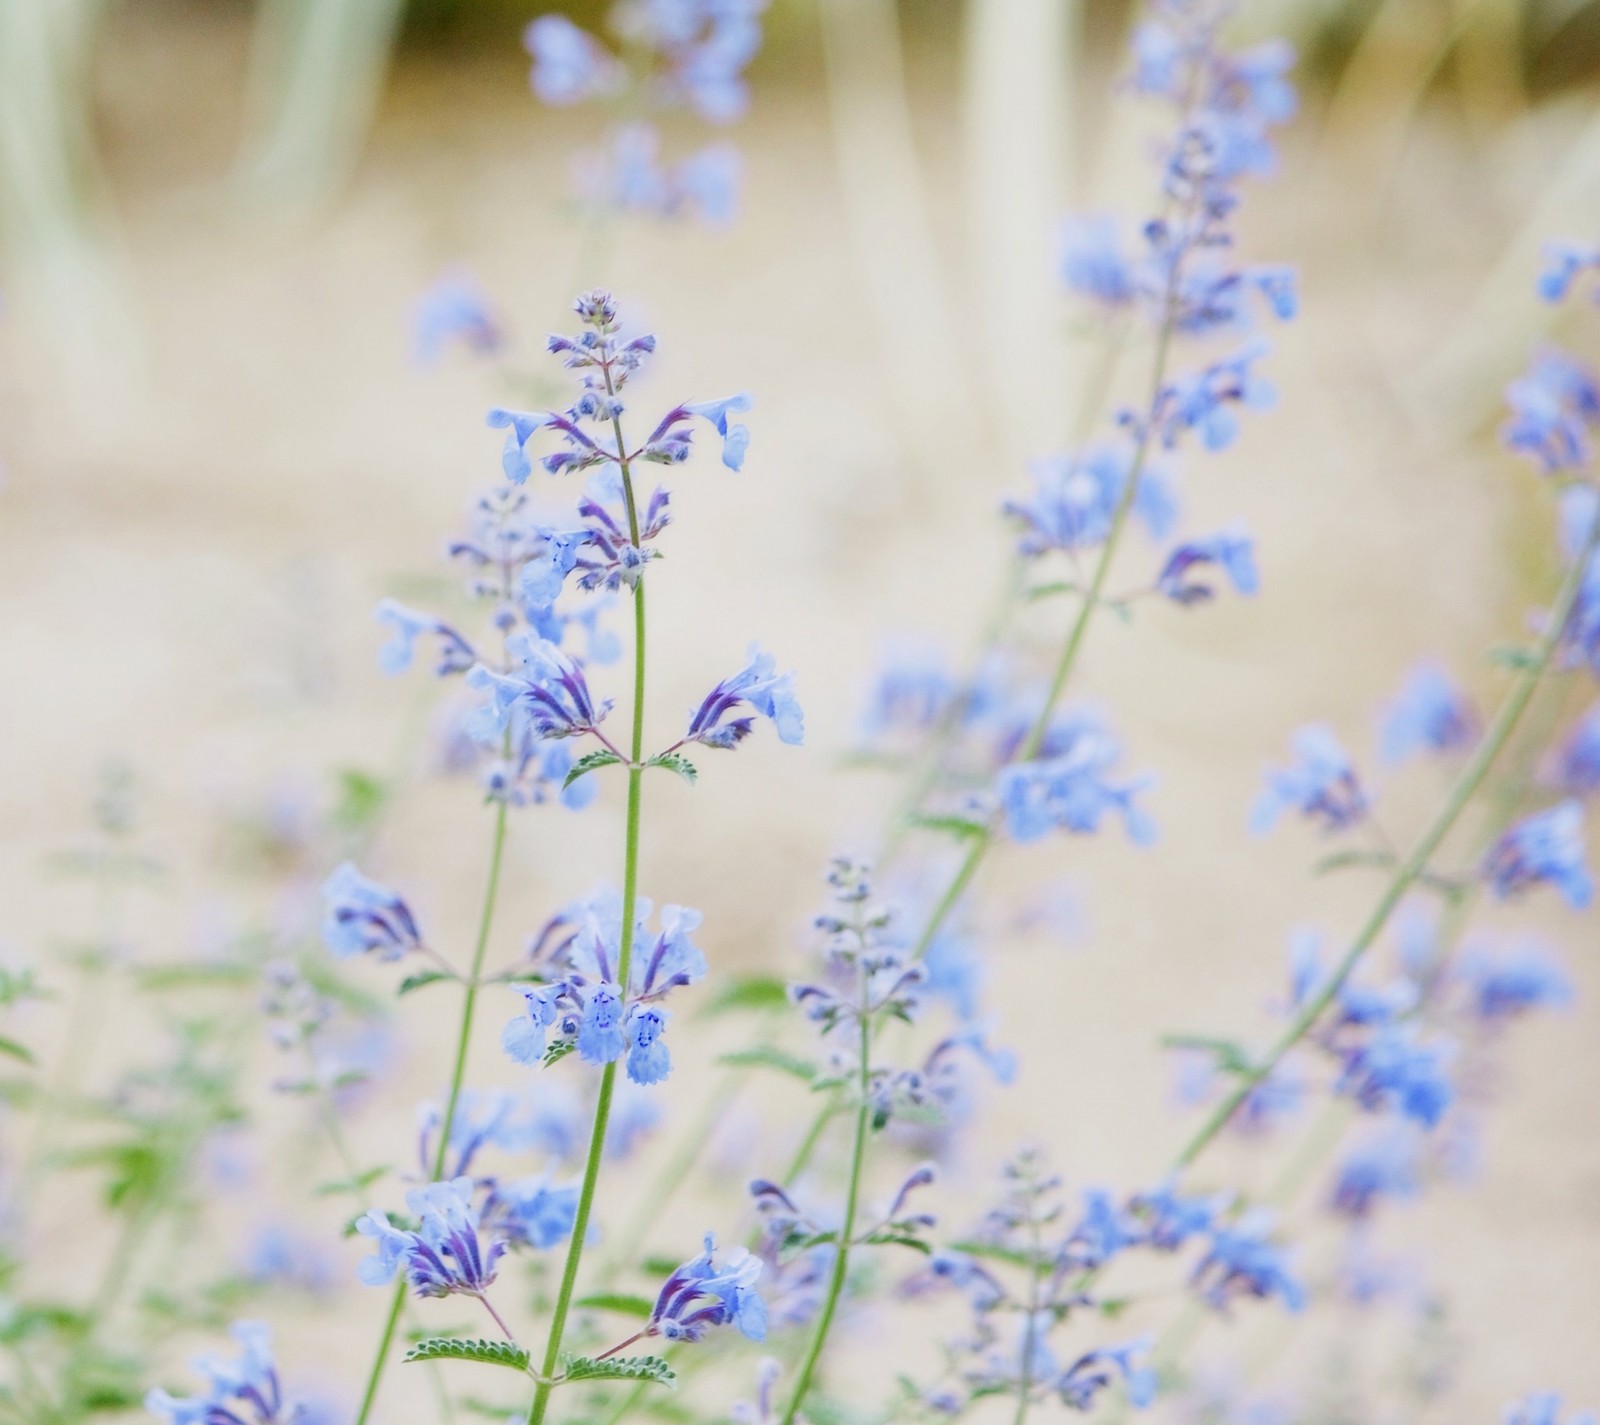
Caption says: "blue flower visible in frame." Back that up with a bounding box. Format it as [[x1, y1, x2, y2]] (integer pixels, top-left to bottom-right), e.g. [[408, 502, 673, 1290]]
[[468, 633, 611, 741], [575, 127, 743, 227], [576, 983, 626, 1065], [1062, 1190, 1142, 1272], [997, 724, 1157, 846], [1155, 532, 1258, 604], [1191, 1214, 1305, 1313], [1250, 724, 1370, 835], [1501, 349, 1600, 473], [375, 599, 476, 676], [626, 1005, 671, 1085], [1060, 215, 1137, 308], [320, 862, 423, 961], [1505, 1395, 1597, 1425], [684, 646, 804, 748], [1553, 700, 1600, 794], [482, 1175, 580, 1250], [145, 1320, 301, 1425], [1482, 801, 1594, 907], [1461, 942, 1573, 1022], [1129, 1181, 1222, 1251], [1537, 239, 1600, 304], [1054, 1338, 1157, 1411], [648, 1234, 768, 1343], [355, 1177, 504, 1298], [1330, 1130, 1420, 1218], [1149, 342, 1276, 452], [524, 15, 620, 104], [684, 394, 753, 470], [1378, 662, 1477, 765], [1335, 1028, 1454, 1127], [501, 984, 562, 1065], [1003, 443, 1177, 557], [412, 269, 503, 367]]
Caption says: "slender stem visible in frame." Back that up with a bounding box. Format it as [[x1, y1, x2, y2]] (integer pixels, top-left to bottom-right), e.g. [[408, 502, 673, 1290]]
[[1011, 1205, 1045, 1425], [476, 1292, 520, 1344], [780, 969, 873, 1425], [527, 388, 649, 1425], [1169, 514, 1600, 1175], [353, 795, 511, 1425]]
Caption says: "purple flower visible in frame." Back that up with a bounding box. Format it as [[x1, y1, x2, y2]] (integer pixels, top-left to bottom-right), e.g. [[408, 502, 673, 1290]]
[[375, 599, 476, 676], [145, 1321, 303, 1425], [685, 646, 804, 748], [1334, 1028, 1454, 1128], [1155, 532, 1258, 604], [1378, 662, 1477, 765], [576, 983, 626, 1065], [468, 634, 611, 741], [1329, 1130, 1420, 1217], [1003, 443, 1177, 556], [1502, 349, 1600, 474], [1060, 215, 1137, 307], [524, 15, 621, 104], [1460, 942, 1573, 1022], [412, 269, 503, 366], [1250, 724, 1370, 835], [481, 1175, 580, 1250], [1054, 1338, 1157, 1411], [1482, 801, 1594, 907], [1191, 1214, 1305, 1313], [997, 722, 1157, 846], [1149, 342, 1276, 452], [649, 1234, 768, 1343], [320, 863, 422, 961], [1552, 700, 1600, 794], [355, 1178, 504, 1298], [1537, 239, 1600, 304]]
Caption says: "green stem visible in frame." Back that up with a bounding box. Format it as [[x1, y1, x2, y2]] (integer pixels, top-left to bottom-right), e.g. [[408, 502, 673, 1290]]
[[353, 795, 510, 1425], [779, 972, 873, 1425], [527, 395, 649, 1425], [1169, 513, 1600, 1175]]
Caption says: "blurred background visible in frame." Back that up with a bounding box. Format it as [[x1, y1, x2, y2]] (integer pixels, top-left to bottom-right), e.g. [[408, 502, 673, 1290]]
[[2, 0, 1600, 1421]]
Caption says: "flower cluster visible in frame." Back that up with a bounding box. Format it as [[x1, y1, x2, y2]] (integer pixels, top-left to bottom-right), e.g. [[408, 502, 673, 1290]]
[[524, 1, 767, 224]]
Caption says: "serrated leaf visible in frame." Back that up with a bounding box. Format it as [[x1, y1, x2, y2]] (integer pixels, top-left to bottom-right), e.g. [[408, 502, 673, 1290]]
[[564, 750, 622, 790], [698, 974, 790, 1018], [574, 1293, 655, 1319], [543, 1039, 577, 1068], [907, 812, 989, 841], [718, 1046, 817, 1081], [404, 1338, 531, 1372], [398, 970, 454, 997], [645, 753, 698, 785], [561, 1354, 675, 1388], [0, 1036, 35, 1066]]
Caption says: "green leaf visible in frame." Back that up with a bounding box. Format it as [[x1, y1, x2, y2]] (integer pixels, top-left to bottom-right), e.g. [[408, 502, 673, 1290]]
[[645, 753, 698, 785], [1159, 1033, 1255, 1076], [333, 768, 389, 832], [1312, 849, 1396, 877], [1489, 645, 1541, 672], [697, 974, 790, 1018], [398, 970, 454, 997], [404, 1338, 531, 1372], [564, 750, 622, 790], [0, 1036, 35, 1066], [561, 1354, 675, 1388], [543, 1039, 577, 1069], [717, 1046, 817, 1082], [1025, 580, 1078, 602], [906, 812, 989, 841], [315, 1165, 388, 1197], [860, 1231, 932, 1254], [946, 1239, 1033, 1268], [573, 1293, 655, 1319]]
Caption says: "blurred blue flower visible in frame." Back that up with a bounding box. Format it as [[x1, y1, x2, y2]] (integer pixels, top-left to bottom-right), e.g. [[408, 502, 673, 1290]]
[[1155, 532, 1258, 604], [649, 1234, 768, 1343], [1250, 725, 1370, 835], [320, 862, 423, 961], [1482, 801, 1594, 907], [1378, 662, 1477, 765]]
